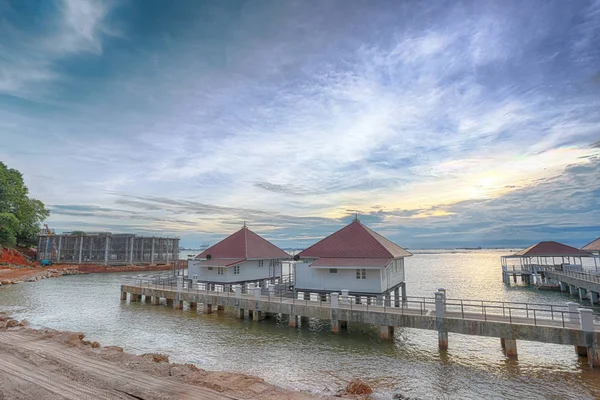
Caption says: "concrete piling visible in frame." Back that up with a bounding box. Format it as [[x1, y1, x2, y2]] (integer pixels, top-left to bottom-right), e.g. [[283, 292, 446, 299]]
[[151, 296, 160, 306], [235, 308, 244, 319], [120, 291, 127, 301], [579, 288, 587, 302], [379, 325, 394, 339], [569, 285, 578, 297], [175, 300, 183, 310], [579, 308, 600, 367], [288, 315, 297, 327], [503, 339, 518, 357], [204, 303, 212, 314], [129, 293, 138, 302], [435, 289, 448, 350]]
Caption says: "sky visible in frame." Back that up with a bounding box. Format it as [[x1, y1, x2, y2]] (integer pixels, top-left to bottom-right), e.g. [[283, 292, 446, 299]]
[[1, 0, 600, 249]]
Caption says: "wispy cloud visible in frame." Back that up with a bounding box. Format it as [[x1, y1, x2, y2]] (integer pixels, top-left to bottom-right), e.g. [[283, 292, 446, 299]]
[[1, 1, 600, 247]]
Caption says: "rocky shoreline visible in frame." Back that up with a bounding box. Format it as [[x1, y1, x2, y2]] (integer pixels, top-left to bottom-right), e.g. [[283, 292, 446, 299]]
[[0, 315, 367, 399], [0, 267, 82, 286]]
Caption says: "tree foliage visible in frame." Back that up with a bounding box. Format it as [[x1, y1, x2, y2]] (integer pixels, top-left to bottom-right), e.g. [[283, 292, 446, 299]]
[[0, 162, 50, 247]]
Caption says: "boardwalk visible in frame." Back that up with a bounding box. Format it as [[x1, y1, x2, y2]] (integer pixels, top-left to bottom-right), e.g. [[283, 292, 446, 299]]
[[121, 277, 600, 367]]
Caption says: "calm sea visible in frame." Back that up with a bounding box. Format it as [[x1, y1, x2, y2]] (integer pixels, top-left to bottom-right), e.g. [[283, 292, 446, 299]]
[[1, 249, 600, 399]]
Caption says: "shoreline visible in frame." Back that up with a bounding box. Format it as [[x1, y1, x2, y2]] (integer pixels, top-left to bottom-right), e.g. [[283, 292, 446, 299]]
[[0, 263, 174, 286], [0, 316, 358, 399]]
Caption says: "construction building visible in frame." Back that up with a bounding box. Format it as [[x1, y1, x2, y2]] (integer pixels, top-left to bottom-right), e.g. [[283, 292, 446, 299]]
[[37, 231, 179, 266]]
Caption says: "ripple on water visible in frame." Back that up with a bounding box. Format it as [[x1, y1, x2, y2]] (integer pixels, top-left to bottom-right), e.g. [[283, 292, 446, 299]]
[[1, 251, 600, 399]]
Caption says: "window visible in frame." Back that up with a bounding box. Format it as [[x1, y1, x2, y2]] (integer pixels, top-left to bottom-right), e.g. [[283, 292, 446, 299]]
[[356, 269, 366, 279], [217, 267, 224, 275], [234, 265, 240, 275], [329, 268, 338, 273], [269, 259, 275, 267], [192, 275, 198, 280], [258, 260, 264, 267], [207, 267, 213, 270]]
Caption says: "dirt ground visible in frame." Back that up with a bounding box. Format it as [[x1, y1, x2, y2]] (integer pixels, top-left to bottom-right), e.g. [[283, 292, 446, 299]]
[[0, 323, 348, 400]]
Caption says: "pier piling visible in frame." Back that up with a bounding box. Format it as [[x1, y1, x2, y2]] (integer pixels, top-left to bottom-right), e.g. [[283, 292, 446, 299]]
[[151, 296, 160, 306]]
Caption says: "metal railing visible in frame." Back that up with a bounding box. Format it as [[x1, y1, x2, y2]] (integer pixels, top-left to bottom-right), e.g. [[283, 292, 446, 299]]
[[546, 270, 600, 284], [121, 277, 598, 329]]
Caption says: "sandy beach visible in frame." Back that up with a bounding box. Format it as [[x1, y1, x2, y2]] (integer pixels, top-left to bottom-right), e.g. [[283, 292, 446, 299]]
[[0, 320, 349, 400]]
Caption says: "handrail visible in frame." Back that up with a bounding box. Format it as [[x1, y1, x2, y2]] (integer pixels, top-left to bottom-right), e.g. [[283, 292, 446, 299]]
[[121, 277, 600, 328]]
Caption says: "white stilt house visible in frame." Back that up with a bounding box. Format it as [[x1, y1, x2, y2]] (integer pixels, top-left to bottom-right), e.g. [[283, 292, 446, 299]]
[[187, 225, 289, 285], [582, 238, 600, 270], [294, 218, 412, 300]]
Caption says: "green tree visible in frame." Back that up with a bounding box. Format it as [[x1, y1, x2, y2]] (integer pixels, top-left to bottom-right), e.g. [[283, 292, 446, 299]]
[[0, 162, 50, 247]]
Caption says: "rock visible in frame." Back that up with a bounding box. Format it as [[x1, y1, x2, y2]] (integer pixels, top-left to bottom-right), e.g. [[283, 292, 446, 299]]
[[0, 315, 8, 322], [6, 319, 19, 328], [18, 319, 30, 327], [142, 353, 169, 363], [103, 346, 124, 352], [1, 280, 12, 285], [91, 341, 101, 348], [25, 277, 36, 282], [0, 321, 7, 330], [344, 379, 373, 395]]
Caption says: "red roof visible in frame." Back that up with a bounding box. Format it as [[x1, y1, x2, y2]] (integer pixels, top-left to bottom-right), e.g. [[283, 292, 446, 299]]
[[297, 220, 411, 259], [196, 227, 289, 260], [309, 258, 393, 268], [582, 238, 600, 252], [514, 241, 591, 257]]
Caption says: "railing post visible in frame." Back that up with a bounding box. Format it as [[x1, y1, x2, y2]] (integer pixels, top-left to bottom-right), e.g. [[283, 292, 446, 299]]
[[567, 302, 580, 324], [341, 289, 349, 305], [435, 290, 448, 350]]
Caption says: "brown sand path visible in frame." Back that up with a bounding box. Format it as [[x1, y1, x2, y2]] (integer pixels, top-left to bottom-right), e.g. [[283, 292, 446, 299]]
[[0, 328, 329, 400]]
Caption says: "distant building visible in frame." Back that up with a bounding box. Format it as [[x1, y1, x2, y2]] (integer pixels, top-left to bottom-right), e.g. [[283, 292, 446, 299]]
[[37, 232, 179, 266], [294, 218, 412, 299], [187, 225, 289, 285], [582, 237, 600, 256], [582, 238, 600, 269]]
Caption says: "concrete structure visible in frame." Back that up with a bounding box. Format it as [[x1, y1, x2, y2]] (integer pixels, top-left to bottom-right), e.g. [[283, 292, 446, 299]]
[[187, 225, 289, 285], [546, 270, 600, 305], [121, 277, 600, 367], [501, 241, 593, 286], [37, 232, 179, 266], [582, 238, 600, 269], [294, 218, 411, 301]]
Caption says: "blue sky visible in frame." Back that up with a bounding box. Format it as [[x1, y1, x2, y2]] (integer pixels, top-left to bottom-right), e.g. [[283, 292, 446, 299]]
[[1, 0, 599, 249]]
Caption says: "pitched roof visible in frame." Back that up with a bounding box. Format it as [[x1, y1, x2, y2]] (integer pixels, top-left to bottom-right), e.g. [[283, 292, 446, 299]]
[[309, 258, 393, 268], [582, 237, 600, 252], [514, 241, 591, 257], [297, 220, 412, 259], [196, 227, 289, 260]]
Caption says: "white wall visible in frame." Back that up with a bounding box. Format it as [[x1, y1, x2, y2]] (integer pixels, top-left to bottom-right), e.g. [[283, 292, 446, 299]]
[[381, 258, 405, 292], [187, 259, 283, 283], [295, 258, 406, 294], [295, 262, 382, 293]]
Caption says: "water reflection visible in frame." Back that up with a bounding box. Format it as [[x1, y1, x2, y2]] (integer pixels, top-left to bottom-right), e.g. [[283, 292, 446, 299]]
[[1, 251, 600, 399]]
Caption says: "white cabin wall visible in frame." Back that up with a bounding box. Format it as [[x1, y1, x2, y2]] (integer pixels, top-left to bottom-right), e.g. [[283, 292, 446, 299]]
[[295, 262, 382, 293], [381, 258, 405, 292], [187, 259, 283, 283]]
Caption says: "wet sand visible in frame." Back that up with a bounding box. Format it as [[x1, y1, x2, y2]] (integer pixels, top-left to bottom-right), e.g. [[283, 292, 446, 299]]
[[0, 323, 342, 400]]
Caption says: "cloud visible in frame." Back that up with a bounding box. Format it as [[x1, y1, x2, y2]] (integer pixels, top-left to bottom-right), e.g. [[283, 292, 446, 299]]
[[0, 0, 112, 98], [1, 1, 600, 248]]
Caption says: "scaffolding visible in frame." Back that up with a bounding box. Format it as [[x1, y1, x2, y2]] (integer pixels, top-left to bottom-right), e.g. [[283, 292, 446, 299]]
[[37, 232, 180, 266]]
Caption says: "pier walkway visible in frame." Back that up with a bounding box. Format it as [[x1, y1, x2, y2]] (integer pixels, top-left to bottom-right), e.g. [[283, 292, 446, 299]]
[[545, 270, 600, 304], [121, 277, 600, 367]]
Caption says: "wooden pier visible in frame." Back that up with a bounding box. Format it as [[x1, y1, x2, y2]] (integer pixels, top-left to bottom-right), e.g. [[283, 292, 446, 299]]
[[121, 277, 600, 367]]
